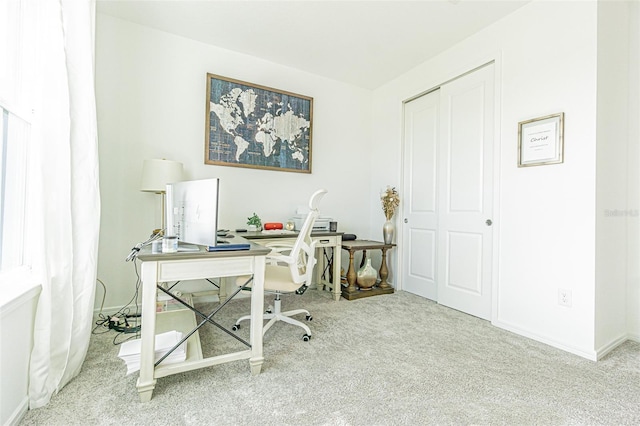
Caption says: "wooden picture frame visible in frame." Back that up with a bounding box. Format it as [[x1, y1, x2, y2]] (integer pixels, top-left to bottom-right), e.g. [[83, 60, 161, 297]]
[[204, 73, 313, 173], [518, 112, 564, 167]]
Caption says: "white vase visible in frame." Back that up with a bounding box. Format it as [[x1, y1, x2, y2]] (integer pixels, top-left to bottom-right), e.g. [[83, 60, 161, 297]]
[[356, 257, 377, 290], [383, 219, 395, 245]]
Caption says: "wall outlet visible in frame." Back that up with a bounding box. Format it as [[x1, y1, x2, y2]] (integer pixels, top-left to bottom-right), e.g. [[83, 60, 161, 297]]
[[558, 289, 572, 307]]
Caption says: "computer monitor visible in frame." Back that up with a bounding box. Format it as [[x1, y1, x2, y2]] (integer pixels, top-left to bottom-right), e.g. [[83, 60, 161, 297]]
[[165, 178, 219, 247]]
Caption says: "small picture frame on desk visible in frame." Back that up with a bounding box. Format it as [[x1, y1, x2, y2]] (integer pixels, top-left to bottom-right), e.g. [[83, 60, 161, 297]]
[[518, 112, 564, 167]]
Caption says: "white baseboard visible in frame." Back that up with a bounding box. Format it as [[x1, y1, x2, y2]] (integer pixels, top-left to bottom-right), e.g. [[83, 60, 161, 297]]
[[4, 394, 28, 426], [595, 334, 628, 360], [492, 318, 598, 361], [91, 292, 252, 320], [493, 318, 640, 361]]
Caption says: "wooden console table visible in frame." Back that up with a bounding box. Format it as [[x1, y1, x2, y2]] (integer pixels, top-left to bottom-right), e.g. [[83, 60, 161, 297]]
[[341, 240, 395, 301]]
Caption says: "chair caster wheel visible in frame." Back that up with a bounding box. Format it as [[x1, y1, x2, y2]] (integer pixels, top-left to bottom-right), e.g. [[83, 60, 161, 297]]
[[302, 334, 311, 342], [266, 308, 273, 314], [305, 314, 313, 321], [232, 324, 240, 331]]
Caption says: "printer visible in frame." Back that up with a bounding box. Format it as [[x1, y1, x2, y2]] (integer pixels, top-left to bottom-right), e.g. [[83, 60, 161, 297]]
[[292, 215, 332, 232], [292, 206, 332, 231]]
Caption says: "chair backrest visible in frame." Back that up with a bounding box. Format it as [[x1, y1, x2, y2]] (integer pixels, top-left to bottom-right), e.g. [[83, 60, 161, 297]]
[[288, 189, 327, 285]]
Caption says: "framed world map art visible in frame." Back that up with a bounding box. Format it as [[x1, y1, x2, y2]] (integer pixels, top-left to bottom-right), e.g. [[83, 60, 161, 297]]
[[204, 73, 313, 173]]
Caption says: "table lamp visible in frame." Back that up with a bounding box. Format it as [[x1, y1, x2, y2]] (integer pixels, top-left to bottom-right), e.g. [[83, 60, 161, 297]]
[[140, 158, 183, 235]]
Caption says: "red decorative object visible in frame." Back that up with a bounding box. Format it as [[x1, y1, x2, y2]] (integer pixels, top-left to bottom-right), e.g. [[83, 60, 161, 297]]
[[264, 222, 283, 230]]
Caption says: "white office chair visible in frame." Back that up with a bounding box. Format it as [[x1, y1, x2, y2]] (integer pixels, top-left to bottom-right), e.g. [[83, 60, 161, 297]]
[[232, 189, 327, 341]]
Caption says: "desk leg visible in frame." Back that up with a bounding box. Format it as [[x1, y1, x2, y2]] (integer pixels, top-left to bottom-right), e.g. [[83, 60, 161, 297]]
[[379, 247, 391, 289], [313, 247, 323, 291], [137, 261, 158, 402], [332, 245, 342, 301], [249, 255, 265, 375], [218, 277, 229, 303]]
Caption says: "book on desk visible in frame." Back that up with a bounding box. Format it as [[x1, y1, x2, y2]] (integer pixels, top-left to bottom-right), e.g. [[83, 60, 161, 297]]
[[206, 240, 251, 252]]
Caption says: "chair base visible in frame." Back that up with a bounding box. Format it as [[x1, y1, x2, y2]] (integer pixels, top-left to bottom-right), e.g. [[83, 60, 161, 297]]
[[233, 295, 312, 340]]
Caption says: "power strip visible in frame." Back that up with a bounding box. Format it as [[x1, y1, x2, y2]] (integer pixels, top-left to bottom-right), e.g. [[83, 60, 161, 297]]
[[107, 315, 140, 334]]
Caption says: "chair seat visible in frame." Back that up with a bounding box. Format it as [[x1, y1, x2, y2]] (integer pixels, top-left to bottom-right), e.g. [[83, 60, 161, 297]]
[[236, 264, 304, 294], [233, 188, 327, 341]]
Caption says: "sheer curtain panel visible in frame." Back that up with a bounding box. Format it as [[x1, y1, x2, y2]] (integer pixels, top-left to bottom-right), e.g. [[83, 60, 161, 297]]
[[27, 0, 101, 408]]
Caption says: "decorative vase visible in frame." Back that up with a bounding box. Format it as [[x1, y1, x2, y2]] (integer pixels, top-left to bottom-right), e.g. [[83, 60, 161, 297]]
[[383, 219, 395, 245], [356, 257, 377, 290]]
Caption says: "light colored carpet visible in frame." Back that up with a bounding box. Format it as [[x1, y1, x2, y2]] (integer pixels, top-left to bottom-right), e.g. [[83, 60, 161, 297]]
[[20, 290, 640, 425]]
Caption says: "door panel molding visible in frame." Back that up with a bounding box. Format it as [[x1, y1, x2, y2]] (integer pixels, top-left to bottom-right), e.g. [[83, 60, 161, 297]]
[[401, 63, 495, 320]]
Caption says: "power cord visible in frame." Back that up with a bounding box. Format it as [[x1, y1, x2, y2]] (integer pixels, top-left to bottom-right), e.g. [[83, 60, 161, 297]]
[[93, 264, 143, 344], [126, 230, 163, 262], [92, 278, 111, 335]]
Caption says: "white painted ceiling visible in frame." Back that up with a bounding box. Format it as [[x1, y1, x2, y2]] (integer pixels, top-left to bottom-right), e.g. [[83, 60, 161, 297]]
[[97, 0, 530, 89]]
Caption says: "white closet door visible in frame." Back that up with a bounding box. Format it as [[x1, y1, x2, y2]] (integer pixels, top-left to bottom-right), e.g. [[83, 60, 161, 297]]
[[401, 64, 494, 320], [401, 89, 440, 300], [437, 64, 494, 320]]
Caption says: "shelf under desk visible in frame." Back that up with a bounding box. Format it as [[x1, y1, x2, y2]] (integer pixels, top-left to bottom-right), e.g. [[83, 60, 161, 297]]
[[135, 239, 270, 402], [153, 307, 202, 378]]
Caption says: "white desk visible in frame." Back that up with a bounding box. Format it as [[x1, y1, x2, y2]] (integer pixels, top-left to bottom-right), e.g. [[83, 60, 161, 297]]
[[136, 239, 270, 402], [243, 231, 343, 301]]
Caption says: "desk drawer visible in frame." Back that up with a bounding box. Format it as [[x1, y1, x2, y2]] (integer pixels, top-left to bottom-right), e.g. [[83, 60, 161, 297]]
[[314, 236, 338, 248], [252, 238, 289, 248], [254, 235, 338, 249], [157, 257, 255, 281]]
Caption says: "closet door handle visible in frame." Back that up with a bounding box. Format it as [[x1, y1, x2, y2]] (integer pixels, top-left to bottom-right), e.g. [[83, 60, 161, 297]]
[[486, 219, 492, 226]]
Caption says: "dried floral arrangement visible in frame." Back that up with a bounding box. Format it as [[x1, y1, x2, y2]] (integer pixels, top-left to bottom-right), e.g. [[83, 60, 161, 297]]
[[380, 186, 400, 220]]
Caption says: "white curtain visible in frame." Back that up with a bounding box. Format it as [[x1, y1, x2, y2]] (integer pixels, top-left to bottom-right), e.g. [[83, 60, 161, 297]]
[[28, 0, 101, 408]]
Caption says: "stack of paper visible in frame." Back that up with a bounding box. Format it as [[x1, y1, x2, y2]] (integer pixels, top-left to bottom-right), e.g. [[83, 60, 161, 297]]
[[117, 330, 187, 375]]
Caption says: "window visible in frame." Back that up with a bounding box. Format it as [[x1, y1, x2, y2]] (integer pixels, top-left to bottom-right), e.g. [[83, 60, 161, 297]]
[[0, 0, 34, 271], [0, 108, 29, 269]]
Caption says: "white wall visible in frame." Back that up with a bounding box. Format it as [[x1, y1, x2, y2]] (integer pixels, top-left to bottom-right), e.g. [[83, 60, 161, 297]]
[[95, 14, 373, 311], [372, 0, 601, 358], [595, 0, 633, 356], [0, 270, 40, 426], [627, 1, 640, 342], [95, 1, 639, 359]]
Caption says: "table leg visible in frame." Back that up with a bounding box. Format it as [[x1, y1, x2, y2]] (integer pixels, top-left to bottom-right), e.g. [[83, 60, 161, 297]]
[[218, 277, 228, 303], [378, 247, 391, 289], [313, 247, 323, 290], [137, 261, 158, 402], [332, 246, 342, 301], [343, 249, 358, 295], [249, 255, 265, 375]]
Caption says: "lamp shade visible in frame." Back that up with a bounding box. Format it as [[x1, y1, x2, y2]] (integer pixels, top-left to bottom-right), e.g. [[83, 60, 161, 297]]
[[140, 159, 184, 193]]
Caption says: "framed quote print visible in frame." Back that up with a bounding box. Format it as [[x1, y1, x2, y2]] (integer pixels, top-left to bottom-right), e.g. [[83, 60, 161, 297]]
[[518, 112, 564, 167]]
